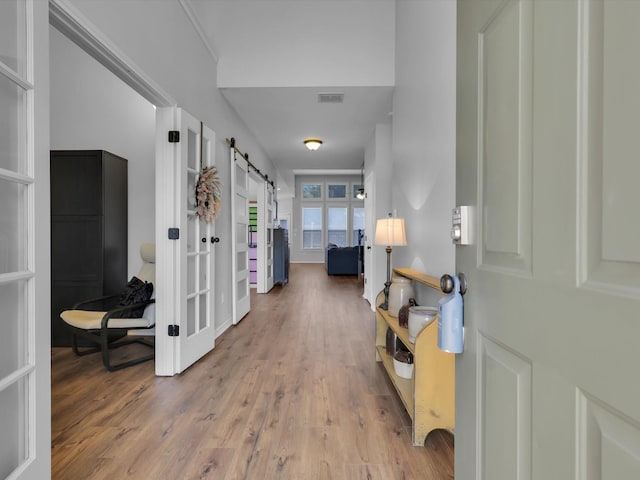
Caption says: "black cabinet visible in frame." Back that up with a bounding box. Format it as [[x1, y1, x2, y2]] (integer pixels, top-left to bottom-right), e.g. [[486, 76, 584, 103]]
[[50, 150, 128, 347], [273, 228, 289, 285]]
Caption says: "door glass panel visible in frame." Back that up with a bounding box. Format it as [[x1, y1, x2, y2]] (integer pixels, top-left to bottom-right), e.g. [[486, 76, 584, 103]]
[[199, 254, 208, 290], [0, 179, 26, 274], [0, 0, 26, 76], [0, 279, 26, 378], [0, 376, 27, 479], [187, 255, 196, 295], [202, 138, 211, 168], [187, 169, 197, 211], [187, 296, 196, 336], [235, 195, 246, 216], [0, 73, 27, 174], [199, 293, 207, 330], [235, 163, 246, 187], [237, 251, 247, 271], [237, 278, 247, 300], [187, 216, 197, 253], [187, 128, 198, 171], [236, 223, 246, 244]]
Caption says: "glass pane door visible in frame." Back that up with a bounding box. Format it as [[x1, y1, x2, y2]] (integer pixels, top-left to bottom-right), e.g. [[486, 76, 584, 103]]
[[0, 1, 35, 476]]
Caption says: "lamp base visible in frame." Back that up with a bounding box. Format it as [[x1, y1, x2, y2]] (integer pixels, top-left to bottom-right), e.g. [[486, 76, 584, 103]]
[[378, 279, 392, 310]]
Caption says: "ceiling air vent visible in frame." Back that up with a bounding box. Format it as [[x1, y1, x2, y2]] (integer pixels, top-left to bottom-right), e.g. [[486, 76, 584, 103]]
[[317, 93, 344, 104]]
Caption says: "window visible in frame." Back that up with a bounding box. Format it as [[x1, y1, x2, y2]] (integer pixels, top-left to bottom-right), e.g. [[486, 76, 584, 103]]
[[328, 184, 347, 199], [352, 184, 364, 199], [302, 207, 322, 248], [352, 207, 365, 246], [302, 183, 322, 199], [327, 207, 348, 247]]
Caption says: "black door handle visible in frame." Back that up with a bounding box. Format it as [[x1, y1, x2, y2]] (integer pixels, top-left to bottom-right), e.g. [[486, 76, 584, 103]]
[[211, 237, 220, 243]]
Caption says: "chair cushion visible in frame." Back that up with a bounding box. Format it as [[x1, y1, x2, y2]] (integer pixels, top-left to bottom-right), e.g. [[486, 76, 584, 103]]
[[118, 276, 154, 318], [60, 309, 154, 330]]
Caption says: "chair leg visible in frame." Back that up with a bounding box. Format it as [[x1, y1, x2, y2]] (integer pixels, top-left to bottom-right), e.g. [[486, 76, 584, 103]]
[[70, 332, 100, 356], [67, 325, 154, 371], [102, 338, 154, 372]]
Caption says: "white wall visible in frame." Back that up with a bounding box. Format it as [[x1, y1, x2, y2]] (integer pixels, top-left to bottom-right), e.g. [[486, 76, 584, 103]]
[[391, 0, 456, 304], [63, 0, 278, 332], [50, 27, 156, 278], [191, 0, 395, 88]]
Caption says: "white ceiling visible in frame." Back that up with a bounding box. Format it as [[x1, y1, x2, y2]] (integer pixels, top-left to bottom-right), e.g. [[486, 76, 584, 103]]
[[188, 0, 395, 193], [219, 86, 394, 171]]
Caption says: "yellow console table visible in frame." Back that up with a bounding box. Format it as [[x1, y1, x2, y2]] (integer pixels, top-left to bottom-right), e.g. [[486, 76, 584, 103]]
[[375, 268, 455, 446]]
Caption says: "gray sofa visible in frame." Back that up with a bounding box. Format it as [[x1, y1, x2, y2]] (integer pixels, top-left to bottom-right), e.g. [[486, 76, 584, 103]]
[[325, 244, 359, 275]]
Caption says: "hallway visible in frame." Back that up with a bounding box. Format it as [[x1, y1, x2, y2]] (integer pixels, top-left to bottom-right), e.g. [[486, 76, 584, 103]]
[[51, 263, 453, 479]]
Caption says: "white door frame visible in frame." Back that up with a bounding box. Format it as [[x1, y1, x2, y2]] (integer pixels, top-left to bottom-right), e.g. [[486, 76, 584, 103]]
[[48, 1, 178, 376]]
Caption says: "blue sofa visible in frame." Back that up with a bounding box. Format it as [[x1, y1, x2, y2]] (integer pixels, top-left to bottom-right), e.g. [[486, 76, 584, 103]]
[[325, 244, 359, 275]]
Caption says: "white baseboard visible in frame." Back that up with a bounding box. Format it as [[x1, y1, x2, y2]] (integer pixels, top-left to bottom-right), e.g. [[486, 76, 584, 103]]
[[215, 316, 233, 339]]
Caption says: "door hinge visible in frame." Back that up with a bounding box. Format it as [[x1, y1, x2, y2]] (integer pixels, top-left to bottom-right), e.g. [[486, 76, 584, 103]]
[[168, 325, 180, 336], [168, 130, 180, 143], [168, 228, 179, 240]]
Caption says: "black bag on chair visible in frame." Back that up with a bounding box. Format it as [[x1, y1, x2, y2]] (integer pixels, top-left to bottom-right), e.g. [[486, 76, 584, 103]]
[[118, 276, 153, 318]]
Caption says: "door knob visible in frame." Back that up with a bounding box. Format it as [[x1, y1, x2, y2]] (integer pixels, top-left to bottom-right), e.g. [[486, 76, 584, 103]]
[[211, 236, 220, 243], [440, 273, 467, 295], [367, 246, 371, 250]]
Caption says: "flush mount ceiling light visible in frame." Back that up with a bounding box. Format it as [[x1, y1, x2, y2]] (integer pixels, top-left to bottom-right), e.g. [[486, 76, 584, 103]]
[[303, 138, 323, 151]]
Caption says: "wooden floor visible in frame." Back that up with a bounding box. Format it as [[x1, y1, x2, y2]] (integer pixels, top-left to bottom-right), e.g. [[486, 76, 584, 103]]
[[51, 263, 454, 479]]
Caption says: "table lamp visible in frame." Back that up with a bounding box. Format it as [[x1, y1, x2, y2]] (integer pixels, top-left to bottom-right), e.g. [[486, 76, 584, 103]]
[[374, 214, 407, 310]]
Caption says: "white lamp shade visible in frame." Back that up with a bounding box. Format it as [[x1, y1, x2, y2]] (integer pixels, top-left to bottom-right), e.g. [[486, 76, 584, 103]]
[[374, 217, 407, 246]]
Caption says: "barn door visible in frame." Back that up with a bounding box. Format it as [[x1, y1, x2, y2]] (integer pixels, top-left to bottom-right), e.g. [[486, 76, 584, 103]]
[[230, 146, 250, 323]]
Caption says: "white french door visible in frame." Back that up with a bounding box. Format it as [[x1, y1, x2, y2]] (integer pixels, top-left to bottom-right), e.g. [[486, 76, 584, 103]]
[[0, 1, 50, 478], [156, 107, 216, 375], [230, 148, 250, 324]]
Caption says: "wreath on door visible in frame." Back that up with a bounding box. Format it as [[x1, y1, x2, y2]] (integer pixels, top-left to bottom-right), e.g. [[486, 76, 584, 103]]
[[196, 166, 222, 223]]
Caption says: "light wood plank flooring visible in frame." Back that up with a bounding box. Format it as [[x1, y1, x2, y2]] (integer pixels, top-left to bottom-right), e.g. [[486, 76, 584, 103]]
[[52, 263, 454, 479]]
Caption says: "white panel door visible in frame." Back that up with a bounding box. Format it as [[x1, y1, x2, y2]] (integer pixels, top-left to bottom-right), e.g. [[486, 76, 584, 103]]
[[363, 171, 375, 306], [155, 107, 216, 375], [230, 148, 250, 323], [456, 1, 640, 479], [0, 1, 50, 478]]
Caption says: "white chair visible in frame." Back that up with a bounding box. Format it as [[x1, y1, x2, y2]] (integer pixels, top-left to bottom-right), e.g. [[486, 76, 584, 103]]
[[60, 243, 156, 371]]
